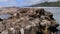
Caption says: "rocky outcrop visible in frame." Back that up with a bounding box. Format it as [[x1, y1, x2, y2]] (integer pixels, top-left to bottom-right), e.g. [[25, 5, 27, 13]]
[[0, 8, 59, 34]]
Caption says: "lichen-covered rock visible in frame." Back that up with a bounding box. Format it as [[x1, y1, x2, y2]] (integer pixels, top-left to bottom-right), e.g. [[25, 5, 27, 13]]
[[0, 8, 59, 34]]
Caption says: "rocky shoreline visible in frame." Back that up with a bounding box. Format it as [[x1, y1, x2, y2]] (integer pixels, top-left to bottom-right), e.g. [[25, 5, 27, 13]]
[[0, 8, 59, 34]]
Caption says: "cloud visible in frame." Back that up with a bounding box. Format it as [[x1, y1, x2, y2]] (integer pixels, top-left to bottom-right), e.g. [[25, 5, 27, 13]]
[[0, 0, 9, 2], [16, 0, 42, 6]]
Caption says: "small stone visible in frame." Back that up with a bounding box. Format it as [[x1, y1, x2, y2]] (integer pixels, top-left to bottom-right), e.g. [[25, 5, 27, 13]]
[[1, 30, 8, 34]]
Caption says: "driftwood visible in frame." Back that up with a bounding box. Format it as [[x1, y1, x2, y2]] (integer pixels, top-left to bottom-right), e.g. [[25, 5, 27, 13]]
[[0, 8, 59, 34]]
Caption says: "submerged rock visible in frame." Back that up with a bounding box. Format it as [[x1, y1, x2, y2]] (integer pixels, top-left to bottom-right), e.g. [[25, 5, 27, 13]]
[[0, 8, 59, 34]]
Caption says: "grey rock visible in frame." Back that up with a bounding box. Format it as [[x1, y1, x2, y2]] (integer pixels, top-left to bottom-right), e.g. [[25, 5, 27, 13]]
[[0, 8, 59, 34]]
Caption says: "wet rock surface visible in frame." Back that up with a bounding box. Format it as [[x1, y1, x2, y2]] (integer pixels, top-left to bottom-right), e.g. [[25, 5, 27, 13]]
[[0, 8, 59, 34]]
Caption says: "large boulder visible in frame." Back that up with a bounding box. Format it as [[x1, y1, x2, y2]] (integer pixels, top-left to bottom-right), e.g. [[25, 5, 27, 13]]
[[0, 8, 59, 34]]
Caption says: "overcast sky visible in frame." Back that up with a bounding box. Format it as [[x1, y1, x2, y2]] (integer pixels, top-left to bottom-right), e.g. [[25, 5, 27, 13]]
[[0, 0, 58, 7]]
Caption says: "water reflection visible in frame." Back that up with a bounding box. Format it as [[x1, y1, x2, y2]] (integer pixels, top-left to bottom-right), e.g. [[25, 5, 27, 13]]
[[0, 14, 11, 19]]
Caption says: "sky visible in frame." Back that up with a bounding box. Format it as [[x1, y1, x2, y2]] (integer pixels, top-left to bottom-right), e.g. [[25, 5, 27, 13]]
[[0, 0, 58, 7]]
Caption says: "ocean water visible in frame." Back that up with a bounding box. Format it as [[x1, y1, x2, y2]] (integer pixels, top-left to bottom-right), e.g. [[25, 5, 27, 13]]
[[0, 14, 11, 19]]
